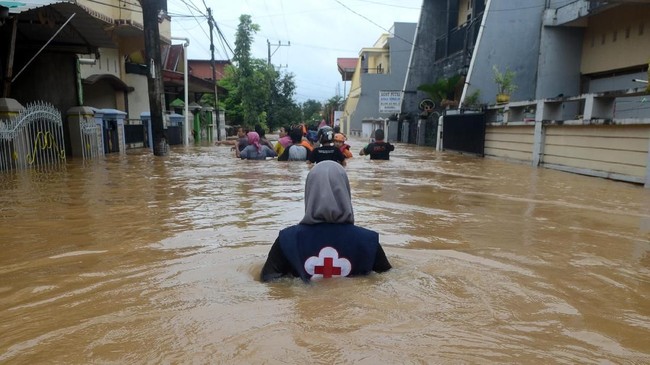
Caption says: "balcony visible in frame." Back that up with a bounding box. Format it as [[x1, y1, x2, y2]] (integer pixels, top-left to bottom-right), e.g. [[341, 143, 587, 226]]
[[544, 0, 618, 26], [362, 66, 385, 74], [434, 16, 481, 61]]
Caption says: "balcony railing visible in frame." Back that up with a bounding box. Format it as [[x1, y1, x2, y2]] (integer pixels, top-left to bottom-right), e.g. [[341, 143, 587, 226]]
[[362, 66, 384, 74], [435, 13, 482, 61]]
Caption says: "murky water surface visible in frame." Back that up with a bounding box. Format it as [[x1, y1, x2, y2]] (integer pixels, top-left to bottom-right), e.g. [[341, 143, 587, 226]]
[[1, 139, 649, 364]]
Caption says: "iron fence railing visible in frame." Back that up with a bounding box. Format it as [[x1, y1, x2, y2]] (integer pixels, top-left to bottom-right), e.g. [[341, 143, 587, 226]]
[[0, 102, 66, 172]]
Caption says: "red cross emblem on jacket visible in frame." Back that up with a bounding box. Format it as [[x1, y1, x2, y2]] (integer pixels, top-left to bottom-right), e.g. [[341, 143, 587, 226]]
[[304, 247, 352, 280]]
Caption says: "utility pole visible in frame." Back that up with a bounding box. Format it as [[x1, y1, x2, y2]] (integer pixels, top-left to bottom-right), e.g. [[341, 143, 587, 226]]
[[141, 0, 168, 156], [267, 39, 289, 129], [207, 8, 221, 141], [267, 39, 290, 66]]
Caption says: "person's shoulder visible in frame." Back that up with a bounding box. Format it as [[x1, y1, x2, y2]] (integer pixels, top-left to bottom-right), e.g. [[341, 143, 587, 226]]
[[279, 224, 302, 236], [349, 225, 378, 236]]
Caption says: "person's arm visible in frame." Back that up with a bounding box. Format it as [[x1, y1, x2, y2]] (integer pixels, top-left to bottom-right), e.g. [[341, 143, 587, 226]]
[[260, 237, 292, 282], [265, 146, 277, 158], [262, 139, 275, 150], [237, 147, 246, 159], [388, 143, 395, 152], [359, 144, 368, 156], [373, 244, 392, 273]]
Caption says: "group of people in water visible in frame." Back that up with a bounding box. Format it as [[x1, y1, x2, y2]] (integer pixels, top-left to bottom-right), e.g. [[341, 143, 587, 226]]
[[217, 123, 395, 283], [221, 123, 395, 164]]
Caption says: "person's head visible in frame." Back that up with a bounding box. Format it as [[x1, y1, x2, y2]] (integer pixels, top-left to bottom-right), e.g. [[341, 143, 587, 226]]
[[333, 133, 346, 148], [374, 129, 385, 141], [318, 126, 334, 145], [306, 130, 319, 143], [237, 127, 246, 138], [300, 161, 354, 225], [280, 125, 291, 137], [289, 126, 304, 144], [333, 126, 341, 134], [247, 131, 261, 152], [254, 124, 266, 138]]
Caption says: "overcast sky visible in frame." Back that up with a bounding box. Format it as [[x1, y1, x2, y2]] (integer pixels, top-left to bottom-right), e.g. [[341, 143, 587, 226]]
[[167, 0, 422, 103]]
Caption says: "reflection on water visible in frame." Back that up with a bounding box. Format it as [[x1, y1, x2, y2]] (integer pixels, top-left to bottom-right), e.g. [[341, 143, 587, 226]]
[[1, 141, 649, 364]]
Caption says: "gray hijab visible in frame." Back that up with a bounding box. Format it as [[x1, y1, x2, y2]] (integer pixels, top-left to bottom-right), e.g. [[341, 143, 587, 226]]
[[300, 161, 354, 225]]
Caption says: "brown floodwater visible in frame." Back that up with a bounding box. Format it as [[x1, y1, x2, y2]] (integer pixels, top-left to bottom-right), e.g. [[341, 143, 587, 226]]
[[1, 139, 649, 364]]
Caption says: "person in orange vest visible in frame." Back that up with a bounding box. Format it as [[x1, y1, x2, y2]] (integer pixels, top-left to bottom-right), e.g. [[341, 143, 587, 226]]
[[334, 133, 353, 160]]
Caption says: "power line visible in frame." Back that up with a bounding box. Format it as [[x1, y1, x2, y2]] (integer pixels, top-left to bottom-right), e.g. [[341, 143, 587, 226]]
[[332, 0, 417, 48], [351, 0, 420, 10]]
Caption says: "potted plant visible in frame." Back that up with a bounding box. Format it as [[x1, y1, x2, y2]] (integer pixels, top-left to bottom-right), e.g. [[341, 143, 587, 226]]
[[463, 89, 481, 109], [417, 74, 462, 109], [493, 65, 517, 104]]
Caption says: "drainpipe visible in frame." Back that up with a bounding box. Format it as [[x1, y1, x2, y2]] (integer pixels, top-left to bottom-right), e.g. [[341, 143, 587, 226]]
[[171, 36, 190, 146]]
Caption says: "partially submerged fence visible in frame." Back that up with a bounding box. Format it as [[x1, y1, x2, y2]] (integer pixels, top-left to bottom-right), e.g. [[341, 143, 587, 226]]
[[0, 102, 66, 171]]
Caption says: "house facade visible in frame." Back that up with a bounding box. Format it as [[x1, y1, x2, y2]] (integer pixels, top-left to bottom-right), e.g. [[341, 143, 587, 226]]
[[403, 0, 650, 186], [339, 22, 416, 138]]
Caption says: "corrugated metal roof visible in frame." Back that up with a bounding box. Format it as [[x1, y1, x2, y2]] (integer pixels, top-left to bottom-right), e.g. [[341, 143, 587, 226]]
[[1, 0, 65, 14], [1, 0, 116, 50]]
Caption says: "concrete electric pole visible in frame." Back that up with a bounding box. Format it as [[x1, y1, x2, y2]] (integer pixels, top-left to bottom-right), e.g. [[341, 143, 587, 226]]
[[141, 0, 168, 156]]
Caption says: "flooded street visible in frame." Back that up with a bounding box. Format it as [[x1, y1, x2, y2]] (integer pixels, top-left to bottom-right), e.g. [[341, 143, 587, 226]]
[[1, 140, 649, 364]]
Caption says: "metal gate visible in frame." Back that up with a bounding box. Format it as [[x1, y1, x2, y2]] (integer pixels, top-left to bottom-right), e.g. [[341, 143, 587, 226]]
[[80, 116, 103, 161], [0, 102, 66, 171], [442, 112, 486, 156]]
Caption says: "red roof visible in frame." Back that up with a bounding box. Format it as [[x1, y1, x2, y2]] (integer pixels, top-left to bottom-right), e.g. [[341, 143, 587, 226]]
[[337, 58, 357, 81], [188, 59, 231, 81]]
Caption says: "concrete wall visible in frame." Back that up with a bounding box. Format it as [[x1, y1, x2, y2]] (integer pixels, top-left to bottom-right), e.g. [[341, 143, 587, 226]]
[[536, 26, 584, 100], [581, 5, 650, 74], [80, 48, 121, 79], [464, 0, 546, 105], [484, 123, 650, 185], [402, 0, 446, 118], [349, 22, 416, 133], [485, 125, 534, 163], [543, 125, 650, 183], [125, 73, 150, 120]]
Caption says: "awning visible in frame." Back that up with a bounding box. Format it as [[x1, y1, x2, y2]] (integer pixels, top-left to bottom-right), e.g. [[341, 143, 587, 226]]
[[337, 58, 357, 81], [163, 69, 227, 94], [2, 0, 116, 52], [84, 74, 133, 92]]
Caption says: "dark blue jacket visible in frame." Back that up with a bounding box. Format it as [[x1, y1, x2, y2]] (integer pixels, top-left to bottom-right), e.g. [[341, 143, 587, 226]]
[[261, 223, 391, 282]]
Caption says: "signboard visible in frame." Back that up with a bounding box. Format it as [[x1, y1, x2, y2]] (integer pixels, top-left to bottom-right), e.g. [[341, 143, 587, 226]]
[[333, 110, 343, 127], [378, 90, 402, 113]]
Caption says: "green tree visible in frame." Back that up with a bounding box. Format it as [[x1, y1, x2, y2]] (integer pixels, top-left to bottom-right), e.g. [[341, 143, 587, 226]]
[[301, 99, 322, 125], [323, 95, 343, 125], [268, 71, 301, 131], [217, 14, 303, 131], [215, 14, 266, 128]]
